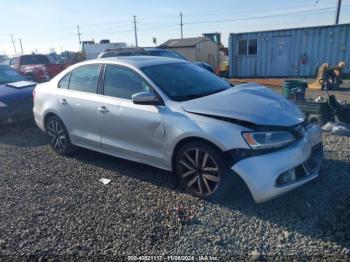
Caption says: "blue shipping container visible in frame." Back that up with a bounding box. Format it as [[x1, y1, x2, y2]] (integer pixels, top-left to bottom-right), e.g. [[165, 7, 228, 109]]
[[229, 24, 350, 78]]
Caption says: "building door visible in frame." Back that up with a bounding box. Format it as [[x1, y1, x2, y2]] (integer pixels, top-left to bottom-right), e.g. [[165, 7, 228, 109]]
[[272, 37, 291, 76]]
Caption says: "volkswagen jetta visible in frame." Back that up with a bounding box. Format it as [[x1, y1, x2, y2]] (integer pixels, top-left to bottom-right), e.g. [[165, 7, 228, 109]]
[[33, 56, 323, 203]]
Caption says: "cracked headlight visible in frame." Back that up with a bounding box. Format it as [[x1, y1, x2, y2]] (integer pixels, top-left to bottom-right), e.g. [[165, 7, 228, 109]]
[[242, 131, 296, 150]]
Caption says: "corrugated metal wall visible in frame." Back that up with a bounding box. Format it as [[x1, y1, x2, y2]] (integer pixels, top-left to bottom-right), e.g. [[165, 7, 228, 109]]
[[229, 24, 350, 78]]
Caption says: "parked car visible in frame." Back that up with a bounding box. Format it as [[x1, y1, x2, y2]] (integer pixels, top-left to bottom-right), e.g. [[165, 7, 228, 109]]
[[144, 47, 214, 73], [97, 48, 146, 58], [0, 65, 36, 123], [33, 56, 323, 203], [98, 47, 214, 73], [3, 54, 70, 83]]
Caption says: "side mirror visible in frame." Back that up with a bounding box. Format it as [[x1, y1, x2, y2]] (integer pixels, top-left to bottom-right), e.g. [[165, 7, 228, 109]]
[[132, 91, 163, 105]]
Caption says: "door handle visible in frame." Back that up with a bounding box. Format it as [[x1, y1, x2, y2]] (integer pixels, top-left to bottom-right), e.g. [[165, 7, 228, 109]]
[[60, 99, 68, 105], [98, 106, 109, 113]]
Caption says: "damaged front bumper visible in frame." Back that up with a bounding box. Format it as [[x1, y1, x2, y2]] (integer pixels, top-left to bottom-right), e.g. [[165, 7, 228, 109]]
[[231, 124, 323, 203]]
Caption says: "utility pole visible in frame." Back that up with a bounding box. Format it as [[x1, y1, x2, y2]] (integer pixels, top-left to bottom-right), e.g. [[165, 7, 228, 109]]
[[10, 34, 17, 56], [133, 16, 138, 47], [19, 38, 24, 54], [335, 0, 342, 25], [180, 12, 184, 39], [76, 25, 82, 49]]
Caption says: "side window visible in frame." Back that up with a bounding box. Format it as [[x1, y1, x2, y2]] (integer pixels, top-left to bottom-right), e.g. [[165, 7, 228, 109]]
[[58, 73, 70, 89], [69, 64, 101, 93], [238, 39, 258, 56], [103, 65, 149, 99], [10, 58, 19, 66], [238, 40, 247, 55], [248, 39, 257, 55]]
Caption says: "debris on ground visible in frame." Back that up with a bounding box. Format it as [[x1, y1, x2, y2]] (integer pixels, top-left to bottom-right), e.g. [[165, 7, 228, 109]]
[[99, 178, 111, 185], [322, 122, 350, 137]]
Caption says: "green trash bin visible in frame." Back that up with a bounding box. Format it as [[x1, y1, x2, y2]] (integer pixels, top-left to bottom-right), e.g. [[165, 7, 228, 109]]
[[282, 80, 307, 100]]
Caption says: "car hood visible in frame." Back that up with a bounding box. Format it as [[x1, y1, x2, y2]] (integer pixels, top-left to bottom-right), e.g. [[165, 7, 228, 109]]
[[0, 81, 35, 104], [181, 83, 305, 127]]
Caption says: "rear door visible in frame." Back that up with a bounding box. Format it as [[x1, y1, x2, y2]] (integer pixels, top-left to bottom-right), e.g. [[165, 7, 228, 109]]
[[56, 64, 103, 148]]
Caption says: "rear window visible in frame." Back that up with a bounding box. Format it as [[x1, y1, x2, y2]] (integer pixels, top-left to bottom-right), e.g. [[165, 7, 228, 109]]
[[21, 55, 50, 65]]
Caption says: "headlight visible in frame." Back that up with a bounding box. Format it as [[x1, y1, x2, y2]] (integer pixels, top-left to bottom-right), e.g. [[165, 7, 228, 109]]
[[242, 131, 296, 150]]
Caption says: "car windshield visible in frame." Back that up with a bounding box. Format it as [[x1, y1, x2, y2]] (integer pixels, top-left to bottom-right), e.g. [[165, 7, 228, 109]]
[[146, 49, 186, 60], [0, 65, 25, 84], [142, 62, 231, 101], [21, 55, 50, 65]]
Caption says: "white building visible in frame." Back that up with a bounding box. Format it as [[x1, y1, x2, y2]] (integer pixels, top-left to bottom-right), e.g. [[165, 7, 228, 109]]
[[83, 42, 127, 60], [159, 37, 218, 68]]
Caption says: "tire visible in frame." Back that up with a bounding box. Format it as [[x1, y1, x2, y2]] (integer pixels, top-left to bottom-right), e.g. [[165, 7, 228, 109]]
[[175, 141, 233, 201], [45, 115, 74, 155]]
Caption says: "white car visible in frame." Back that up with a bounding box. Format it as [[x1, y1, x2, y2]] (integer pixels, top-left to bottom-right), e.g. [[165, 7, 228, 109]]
[[33, 56, 323, 203]]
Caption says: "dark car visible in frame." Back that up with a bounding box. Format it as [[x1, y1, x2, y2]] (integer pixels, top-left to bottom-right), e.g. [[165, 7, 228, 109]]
[[143, 48, 214, 73], [0, 65, 36, 123], [97, 48, 146, 58], [98, 47, 214, 73]]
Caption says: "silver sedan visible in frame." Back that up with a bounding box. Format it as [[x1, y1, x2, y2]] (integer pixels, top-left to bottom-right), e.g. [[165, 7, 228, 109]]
[[33, 56, 323, 203]]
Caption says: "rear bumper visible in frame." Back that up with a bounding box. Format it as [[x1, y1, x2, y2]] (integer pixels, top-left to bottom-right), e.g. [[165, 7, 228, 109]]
[[231, 124, 323, 203], [33, 108, 45, 131]]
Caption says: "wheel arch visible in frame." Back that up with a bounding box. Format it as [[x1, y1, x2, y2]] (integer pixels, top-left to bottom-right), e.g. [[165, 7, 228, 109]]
[[170, 136, 232, 173], [43, 111, 67, 132]]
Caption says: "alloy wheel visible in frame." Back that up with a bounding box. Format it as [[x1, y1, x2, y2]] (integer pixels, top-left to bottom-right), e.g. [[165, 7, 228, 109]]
[[47, 118, 67, 153], [179, 148, 220, 196]]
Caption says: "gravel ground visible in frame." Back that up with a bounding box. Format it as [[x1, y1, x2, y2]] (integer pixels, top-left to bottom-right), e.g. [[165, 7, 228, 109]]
[[0, 121, 349, 261]]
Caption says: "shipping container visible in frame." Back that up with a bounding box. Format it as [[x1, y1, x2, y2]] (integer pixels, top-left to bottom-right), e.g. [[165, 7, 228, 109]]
[[229, 24, 350, 78]]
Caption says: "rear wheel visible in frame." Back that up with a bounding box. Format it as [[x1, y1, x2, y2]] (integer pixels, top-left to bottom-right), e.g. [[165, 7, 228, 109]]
[[175, 141, 232, 200], [45, 115, 73, 155]]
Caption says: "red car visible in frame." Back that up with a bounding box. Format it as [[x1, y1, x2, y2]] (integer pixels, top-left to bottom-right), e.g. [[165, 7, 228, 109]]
[[4, 54, 70, 82]]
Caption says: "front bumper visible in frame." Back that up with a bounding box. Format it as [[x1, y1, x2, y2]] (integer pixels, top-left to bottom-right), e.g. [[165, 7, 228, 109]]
[[231, 124, 323, 203]]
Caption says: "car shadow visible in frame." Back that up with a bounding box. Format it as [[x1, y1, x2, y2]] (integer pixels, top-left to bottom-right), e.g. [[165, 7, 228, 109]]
[[0, 119, 47, 148], [70, 147, 180, 191], [71, 148, 350, 249]]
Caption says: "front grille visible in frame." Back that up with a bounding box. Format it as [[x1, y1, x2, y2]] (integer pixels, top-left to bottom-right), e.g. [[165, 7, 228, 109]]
[[292, 124, 306, 138], [275, 143, 323, 186]]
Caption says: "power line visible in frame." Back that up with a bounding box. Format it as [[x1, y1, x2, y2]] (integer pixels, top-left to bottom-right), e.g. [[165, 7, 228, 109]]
[[300, 0, 320, 24], [183, 5, 346, 25]]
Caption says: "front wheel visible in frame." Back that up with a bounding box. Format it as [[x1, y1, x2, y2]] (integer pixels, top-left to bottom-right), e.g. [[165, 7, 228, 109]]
[[175, 141, 233, 200], [45, 115, 73, 155]]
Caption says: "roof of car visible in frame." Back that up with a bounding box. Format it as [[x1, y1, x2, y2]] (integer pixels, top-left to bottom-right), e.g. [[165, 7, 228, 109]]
[[90, 55, 184, 68]]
